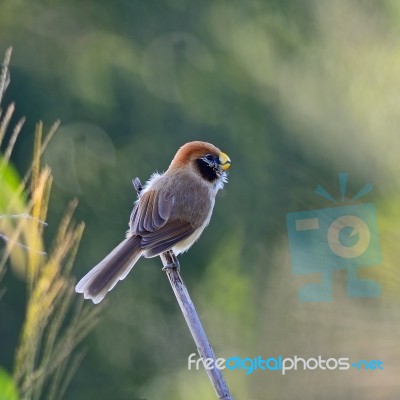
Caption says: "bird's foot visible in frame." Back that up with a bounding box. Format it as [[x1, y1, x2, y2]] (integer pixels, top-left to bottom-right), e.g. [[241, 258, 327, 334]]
[[161, 251, 180, 272], [162, 262, 180, 271]]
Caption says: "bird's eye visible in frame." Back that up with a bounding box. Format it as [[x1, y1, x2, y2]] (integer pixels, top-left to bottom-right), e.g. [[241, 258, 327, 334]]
[[205, 154, 214, 162]]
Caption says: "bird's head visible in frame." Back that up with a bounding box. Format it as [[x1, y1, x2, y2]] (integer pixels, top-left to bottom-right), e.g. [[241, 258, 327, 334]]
[[169, 141, 231, 183]]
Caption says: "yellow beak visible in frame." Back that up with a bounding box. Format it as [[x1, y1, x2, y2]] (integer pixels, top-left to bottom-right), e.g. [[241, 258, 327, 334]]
[[219, 152, 231, 170]]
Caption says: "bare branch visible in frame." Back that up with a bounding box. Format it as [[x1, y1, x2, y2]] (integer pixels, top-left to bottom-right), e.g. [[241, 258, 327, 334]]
[[133, 177, 233, 400]]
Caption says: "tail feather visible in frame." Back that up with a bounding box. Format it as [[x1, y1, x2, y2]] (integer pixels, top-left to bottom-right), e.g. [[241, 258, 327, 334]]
[[75, 235, 142, 304]]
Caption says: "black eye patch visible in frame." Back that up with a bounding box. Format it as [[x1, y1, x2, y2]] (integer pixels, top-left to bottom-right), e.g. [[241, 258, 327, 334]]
[[195, 158, 219, 182]]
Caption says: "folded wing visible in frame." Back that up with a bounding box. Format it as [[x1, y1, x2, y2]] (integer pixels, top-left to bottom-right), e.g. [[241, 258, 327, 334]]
[[129, 189, 196, 257]]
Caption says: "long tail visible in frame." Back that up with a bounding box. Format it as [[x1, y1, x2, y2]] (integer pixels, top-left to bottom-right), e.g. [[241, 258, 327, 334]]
[[75, 235, 142, 304]]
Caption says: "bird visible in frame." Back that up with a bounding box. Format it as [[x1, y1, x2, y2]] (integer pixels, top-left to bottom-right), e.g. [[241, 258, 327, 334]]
[[75, 141, 231, 304]]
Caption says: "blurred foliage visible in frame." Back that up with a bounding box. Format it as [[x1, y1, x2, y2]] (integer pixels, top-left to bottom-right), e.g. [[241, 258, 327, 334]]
[[1, 1, 400, 399], [0, 50, 102, 400], [0, 367, 19, 400]]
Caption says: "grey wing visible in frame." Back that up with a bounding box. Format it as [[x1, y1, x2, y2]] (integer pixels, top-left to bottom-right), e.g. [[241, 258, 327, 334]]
[[129, 190, 174, 232], [129, 190, 196, 256]]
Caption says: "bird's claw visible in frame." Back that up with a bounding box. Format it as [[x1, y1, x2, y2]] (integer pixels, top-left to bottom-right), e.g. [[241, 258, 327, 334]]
[[161, 250, 180, 271], [162, 261, 180, 272]]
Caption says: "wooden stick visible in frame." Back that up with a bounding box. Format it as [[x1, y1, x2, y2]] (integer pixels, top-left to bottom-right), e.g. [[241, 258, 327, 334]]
[[133, 178, 233, 400]]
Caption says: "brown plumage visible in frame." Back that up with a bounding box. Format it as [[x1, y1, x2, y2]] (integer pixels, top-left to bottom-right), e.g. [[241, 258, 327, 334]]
[[75, 141, 231, 303]]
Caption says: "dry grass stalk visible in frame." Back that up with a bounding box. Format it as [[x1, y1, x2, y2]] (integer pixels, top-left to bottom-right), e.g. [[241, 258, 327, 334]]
[[0, 47, 103, 400]]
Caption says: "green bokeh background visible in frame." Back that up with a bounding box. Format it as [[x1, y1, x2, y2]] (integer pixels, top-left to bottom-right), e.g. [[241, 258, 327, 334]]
[[1, 1, 400, 399]]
